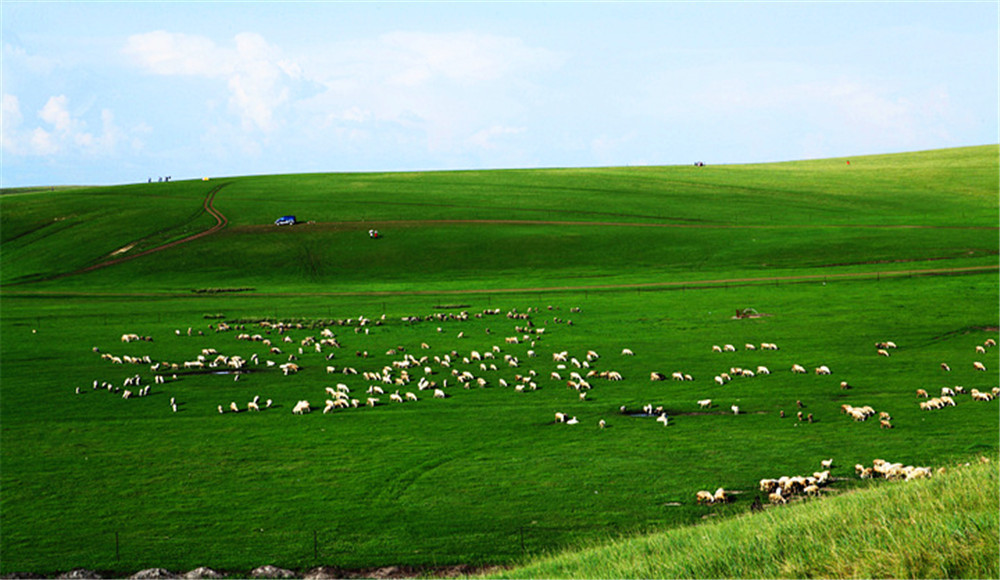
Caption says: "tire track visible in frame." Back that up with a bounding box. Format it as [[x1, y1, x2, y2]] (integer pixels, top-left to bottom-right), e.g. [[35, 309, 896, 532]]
[[8, 184, 230, 284], [4, 264, 996, 298]]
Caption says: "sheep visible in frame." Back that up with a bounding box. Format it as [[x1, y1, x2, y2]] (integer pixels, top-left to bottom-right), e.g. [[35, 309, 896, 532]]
[[986, 339, 997, 347], [973, 361, 987, 371], [916, 389, 929, 398], [879, 419, 893, 429], [941, 386, 955, 397], [731, 405, 740, 415], [621, 348, 634, 356], [941, 362, 951, 371], [769, 491, 787, 505], [405, 392, 418, 402], [791, 364, 807, 374], [230, 402, 239, 413], [697, 399, 712, 409], [247, 401, 260, 412], [976, 345, 987, 354], [756, 366, 770, 375], [651, 372, 667, 381], [555, 412, 567, 423], [390, 392, 404, 403], [671, 372, 685, 381], [292, 400, 311, 414], [266, 399, 273, 408], [712, 345, 723, 353], [122, 390, 132, 399], [565, 416, 579, 425], [326, 366, 336, 374], [598, 419, 606, 429], [744, 343, 756, 351], [815, 365, 831, 375], [714, 375, 725, 386], [877, 349, 890, 357], [656, 414, 669, 427], [696, 490, 714, 504], [820, 458, 833, 469]]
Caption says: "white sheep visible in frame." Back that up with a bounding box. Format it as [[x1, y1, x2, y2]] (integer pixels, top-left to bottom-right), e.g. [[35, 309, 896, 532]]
[[820, 458, 833, 469], [723, 344, 736, 352], [791, 364, 806, 374], [566, 416, 579, 425], [656, 414, 669, 427], [621, 348, 634, 356], [230, 401, 239, 413], [292, 400, 311, 414], [697, 399, 712, 409], [731, 405, 740, 415], [815, 365, 831, 375], [247, 401, 260, 412], [598, 419, 606, 429], [218, 405, 224, 414], [973, 361, 987, 371], [406, 392, 418, 402]]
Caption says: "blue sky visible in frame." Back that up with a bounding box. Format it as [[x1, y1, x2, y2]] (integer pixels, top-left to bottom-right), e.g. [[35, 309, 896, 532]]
[[2, 2, 997, 187]]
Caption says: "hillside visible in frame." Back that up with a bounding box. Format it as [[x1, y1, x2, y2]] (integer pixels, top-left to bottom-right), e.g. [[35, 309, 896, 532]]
[[490, 458, 1000, 579]]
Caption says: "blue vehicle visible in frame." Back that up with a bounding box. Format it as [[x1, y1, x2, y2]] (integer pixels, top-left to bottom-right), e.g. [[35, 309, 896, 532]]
[[274, 215, 297, 226]]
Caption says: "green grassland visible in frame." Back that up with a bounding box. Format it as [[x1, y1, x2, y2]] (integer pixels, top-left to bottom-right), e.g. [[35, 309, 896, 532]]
[[494, 458, 999, 579], [0, 145, 997, 577]]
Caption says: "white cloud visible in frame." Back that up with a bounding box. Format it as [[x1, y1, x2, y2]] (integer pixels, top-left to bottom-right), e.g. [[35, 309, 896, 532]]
[[39, 95, 74, 133], [1, 94, 129, 157], [124, 30, 294, 133]]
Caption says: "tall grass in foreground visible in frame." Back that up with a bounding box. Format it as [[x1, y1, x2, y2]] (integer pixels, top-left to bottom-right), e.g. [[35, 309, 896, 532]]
[[493, 458, 999, 579]]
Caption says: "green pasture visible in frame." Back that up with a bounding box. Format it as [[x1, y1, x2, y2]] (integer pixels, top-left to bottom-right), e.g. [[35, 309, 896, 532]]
[[0, 146, 997, 576]]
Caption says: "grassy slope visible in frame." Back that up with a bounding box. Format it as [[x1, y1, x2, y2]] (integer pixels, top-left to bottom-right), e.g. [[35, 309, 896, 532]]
[[0, 146, 997, 576], [1, 146, 996, 290], [492, 458, 999, 579]]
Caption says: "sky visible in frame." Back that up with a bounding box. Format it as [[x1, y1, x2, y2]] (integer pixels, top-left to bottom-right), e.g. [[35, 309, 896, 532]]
[[2, 1, 997, 187]]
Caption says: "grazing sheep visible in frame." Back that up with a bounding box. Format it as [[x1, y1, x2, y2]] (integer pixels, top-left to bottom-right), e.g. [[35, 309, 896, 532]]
[[941, 362, 951, 371], [973, 361, 987, 371], [791, 364, 807, 374], [598, 419, 606, 429], [405, 392, 418, 402], [976, 345, 987, 354], [744, 343, 756, 351], [820, 458, 833, 469], [656, 414, 669, 427], [697, 399, 712, 409], [555, 412, 567, 423], [651, 372, 667, 381], [696, 490, 714, 504], [941, 387, 955, 397], [879, 419, 893, 429], [756, 366, 770, 375], [712, 345, 723, 353], [731, 405, 740, 415], [266, 399, 273, 408], [230, 402, 239, 413], [769, 491, 787, 505], [247, 401, 259, 412], [621, 348, 634, 356], [714, 375, 725, 386], [293, 400, 311, 414], [986, 339, 997, 347], [877, 349, 890, 357], [916, 389, 929, 398], [218, 405, 224, 414], [815, 365, 831, 375]]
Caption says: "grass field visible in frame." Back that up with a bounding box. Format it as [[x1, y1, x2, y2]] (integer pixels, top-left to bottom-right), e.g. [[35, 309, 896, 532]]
[[1, 145, 997, 577]]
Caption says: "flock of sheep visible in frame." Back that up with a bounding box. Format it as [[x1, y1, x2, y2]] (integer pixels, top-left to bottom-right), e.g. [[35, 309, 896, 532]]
[[81, 304, 997, 511]]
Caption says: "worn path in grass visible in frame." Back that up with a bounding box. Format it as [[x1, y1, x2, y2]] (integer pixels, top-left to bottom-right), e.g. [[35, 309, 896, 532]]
[[4, 264, 997, 298]]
